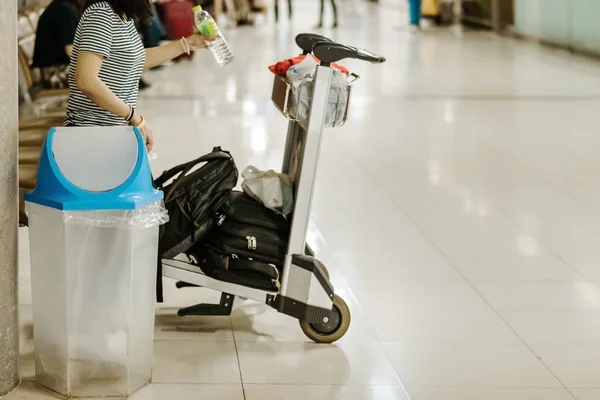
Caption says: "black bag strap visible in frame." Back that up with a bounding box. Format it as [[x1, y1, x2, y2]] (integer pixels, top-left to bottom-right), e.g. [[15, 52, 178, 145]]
[[228, 257, 280, 281], [155, 147, 228, 188], [157, 147, 231, 202]]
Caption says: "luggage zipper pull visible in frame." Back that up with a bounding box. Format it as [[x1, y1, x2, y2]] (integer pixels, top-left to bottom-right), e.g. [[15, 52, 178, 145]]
[[246, 236, 252, 250], [272, 265, 281, 291], [217, 213, 226, 226], [251, 236, 257, 250]]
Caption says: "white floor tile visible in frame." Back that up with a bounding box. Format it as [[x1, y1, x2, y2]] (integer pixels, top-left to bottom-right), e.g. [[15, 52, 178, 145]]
[[532, 346, 600, 388], [20, 339, 35, 383], [4, 383, 63, 400], [474, 282, 600, 311], [19, 304, 33, 340], [154, 308, 234, 342], [370, 308, 521, 345], [244, 385, 411, 400], [570, 389, 600, 400], [383, 343, 563, 388], [131, 383, 244, 400], [451, 252, 584, 282], [500, 310, 600, 346], [331, 247, 463, 282], [152, 341, 241, 384], [7, 383, 245, 400], [354, 280, 491, 315], [236, 342, 401, 385], [406, 387, 575, 400]]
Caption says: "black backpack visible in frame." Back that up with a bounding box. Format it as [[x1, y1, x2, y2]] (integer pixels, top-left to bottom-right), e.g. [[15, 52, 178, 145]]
[[155, 147, 238, 259], [187, 191, 290, 291], [155, 147, 238, 301]]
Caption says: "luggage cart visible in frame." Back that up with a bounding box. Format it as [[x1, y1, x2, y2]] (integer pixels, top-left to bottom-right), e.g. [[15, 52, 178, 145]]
[[162, 33, 385, 343]]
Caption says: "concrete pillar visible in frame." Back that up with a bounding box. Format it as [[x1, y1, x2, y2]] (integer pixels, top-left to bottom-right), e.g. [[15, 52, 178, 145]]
[[0, 0, 20, 396]]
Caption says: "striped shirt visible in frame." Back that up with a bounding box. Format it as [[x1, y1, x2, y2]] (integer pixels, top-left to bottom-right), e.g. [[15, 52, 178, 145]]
[[64, 1, 145, 127]]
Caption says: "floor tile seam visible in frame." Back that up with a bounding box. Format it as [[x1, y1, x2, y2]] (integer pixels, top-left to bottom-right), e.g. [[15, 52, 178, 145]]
[[378, 342, 600, 348], [151, 379, 242, 385], [230, 318, 247, 400], [138, 94, 600, 102], [153, 339, 237, 343], [138, 382, 245, 386], [405, 383, 578, 390], [242, 383, 407, 387]]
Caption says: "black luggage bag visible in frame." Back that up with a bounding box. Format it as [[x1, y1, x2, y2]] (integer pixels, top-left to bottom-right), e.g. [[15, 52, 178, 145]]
[[187, 191, 291, 291], [155, 147, 238, 301]]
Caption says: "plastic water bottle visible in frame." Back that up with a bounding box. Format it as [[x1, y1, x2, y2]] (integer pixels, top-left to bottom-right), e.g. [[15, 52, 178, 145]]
[[193, 5, 234, 67]]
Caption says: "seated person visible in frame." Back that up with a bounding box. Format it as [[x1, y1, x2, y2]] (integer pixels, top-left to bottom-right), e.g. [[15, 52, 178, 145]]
[[32, 0, 84, 89]]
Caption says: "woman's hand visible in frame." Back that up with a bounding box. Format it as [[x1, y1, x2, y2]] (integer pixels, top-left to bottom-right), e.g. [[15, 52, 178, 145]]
[[186, 34, 214, 51], [130, 113, 154, 152]]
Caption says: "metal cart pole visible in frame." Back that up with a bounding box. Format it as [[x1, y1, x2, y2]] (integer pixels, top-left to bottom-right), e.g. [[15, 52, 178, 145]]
[[280, 64, 333, 289], [280, 34, 333, 177], [271, 36, 386, 336]]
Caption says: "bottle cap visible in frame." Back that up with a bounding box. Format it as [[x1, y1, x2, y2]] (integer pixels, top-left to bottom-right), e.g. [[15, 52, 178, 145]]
[[192, 5, 202, 12]]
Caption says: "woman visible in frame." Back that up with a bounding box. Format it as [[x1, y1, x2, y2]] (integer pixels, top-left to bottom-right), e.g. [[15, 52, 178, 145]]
[[64, 0, 211, 152], [32, 0, 84, 89], [317, 0, 337, 28], [407, 0, 422, 31], [274, 0, 292, 23]]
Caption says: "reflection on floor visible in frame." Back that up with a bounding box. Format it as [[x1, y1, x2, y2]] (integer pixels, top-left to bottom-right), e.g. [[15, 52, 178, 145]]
[[12, 1, 600, 399]]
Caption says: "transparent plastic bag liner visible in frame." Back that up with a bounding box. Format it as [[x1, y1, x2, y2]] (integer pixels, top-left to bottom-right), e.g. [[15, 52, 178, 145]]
[[62, 200, 169, 229]]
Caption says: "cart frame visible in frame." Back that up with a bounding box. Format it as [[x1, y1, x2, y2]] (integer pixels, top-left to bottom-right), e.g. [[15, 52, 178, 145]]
[[162, 33, 385, 342]]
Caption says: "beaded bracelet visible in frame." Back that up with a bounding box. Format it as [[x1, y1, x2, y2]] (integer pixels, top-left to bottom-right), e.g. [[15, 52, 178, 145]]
[[136, 116, 146, 130]]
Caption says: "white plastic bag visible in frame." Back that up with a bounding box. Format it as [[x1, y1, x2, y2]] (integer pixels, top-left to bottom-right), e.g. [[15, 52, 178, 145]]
[[286, 55, 319, 82], [241, 166, 294, 216], [291, 68, 348, 127]]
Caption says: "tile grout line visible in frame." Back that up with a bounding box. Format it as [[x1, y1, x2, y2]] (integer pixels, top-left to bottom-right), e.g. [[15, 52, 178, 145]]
[[342, 142, 578, 399], [138, 93, 600, 102], [307, 228, 414, 399], [230, 314, 248, 400]]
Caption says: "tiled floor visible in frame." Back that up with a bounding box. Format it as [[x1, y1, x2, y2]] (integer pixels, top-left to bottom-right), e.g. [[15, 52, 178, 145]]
[[10, 1, 600, 399]]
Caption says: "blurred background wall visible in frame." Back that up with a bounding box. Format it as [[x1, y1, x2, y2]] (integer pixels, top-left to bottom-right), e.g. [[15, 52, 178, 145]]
[[19, 0, 50, 9], [514, 0, 600, 55]]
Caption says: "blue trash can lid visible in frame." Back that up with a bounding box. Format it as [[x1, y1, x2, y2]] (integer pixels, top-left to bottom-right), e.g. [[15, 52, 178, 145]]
[[25, 127, 163, 211]]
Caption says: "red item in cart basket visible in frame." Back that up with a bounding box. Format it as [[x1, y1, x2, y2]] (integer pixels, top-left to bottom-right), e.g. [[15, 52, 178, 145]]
[[269, 54, 349, 77]]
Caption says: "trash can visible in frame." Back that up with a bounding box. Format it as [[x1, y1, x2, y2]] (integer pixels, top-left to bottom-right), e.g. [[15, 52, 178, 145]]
[[25, 126, 168, 398]]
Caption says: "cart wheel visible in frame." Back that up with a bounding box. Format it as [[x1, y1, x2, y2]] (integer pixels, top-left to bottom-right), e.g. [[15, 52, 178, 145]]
[[299, 295, 350, 343], [315, 259, 330, 280]]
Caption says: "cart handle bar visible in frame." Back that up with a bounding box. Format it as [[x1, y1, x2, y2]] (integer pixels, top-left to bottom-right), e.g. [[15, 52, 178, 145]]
[[313, 41, 386, 65], [295, 33, 334, 55]]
